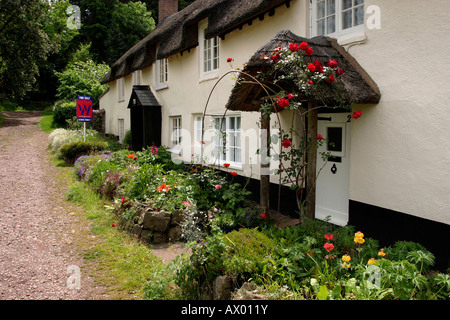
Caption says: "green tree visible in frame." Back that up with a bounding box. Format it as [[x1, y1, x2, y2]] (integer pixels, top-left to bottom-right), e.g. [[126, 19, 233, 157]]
[[104, 1, 155, 65], [0, 0, 51, 98], [55, 60, 110, 107]]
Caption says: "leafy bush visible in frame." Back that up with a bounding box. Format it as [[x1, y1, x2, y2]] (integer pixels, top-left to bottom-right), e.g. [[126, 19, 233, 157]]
[[52, 100, 76, 127], [59, 140, 107, 163]]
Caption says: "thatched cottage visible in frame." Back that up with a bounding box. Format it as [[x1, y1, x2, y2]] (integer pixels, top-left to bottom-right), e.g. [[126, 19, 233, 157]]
[[99, 0, 450, 270]]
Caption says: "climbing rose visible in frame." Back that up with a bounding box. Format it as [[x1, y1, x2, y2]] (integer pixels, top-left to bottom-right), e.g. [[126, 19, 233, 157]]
[[227, 58, 233, 62], [352, 110, 362, 119], [289, 42, 300, 52], [299, 42, 309, 51], [317, 134, 323, 140], [277, 97, 289, 108], [337, 68, 344, 76], [327, 74, 335, 84], [304, 46, 313, 56], [307, 80, 314, 85], [282, 138, 291, 148], [328, 59, 338, 68], [272, 54, 280, 62], [307, 63, 316, 72], [287, 93, 294, 100]]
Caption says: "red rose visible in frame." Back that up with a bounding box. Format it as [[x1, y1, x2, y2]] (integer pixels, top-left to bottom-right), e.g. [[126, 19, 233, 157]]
[[289, 42, 300, 52], [287, 93, 294, 100], [307, 63, 316, 72], [328, 59, 338, 68], [282, 138, 291, 148], [327, 74, 335, 84], [307, 80, 314, 85], [277, 97, 289, 108], [299, 42, 309, 51], [317, 134, 323, 140], [227, 58, 233, 62], [305, 46, 313, 56], [352, 110, 362, 119], [272, 54, 280, 62], [230, 171, 237, 176], [337, 68, 344, 76], [314, 60, 322, 68]]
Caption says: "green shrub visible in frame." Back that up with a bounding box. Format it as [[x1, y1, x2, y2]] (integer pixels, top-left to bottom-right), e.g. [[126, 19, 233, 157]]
[[59, 140, 107, 163], [52, 101, 76, 127]]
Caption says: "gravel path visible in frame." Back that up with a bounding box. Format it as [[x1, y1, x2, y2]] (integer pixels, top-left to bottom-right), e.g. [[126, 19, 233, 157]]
[[0, 111, 108, 300]]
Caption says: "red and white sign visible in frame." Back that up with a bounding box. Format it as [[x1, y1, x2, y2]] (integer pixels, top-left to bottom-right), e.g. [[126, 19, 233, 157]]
[[76, 96, 93, 122]]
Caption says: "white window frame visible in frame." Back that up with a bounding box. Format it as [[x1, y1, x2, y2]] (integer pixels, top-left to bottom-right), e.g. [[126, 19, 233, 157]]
[[199, 20, 219, 81], [213, 115, 242, 167], [170, 116, 182, 147], [156, 58, 168, 90], [117, 78, 125, 102], [312, 0, 365, 38]]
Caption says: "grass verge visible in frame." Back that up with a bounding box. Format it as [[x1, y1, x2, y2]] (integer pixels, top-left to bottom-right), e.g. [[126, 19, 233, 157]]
[[62, 169, 166, 299]]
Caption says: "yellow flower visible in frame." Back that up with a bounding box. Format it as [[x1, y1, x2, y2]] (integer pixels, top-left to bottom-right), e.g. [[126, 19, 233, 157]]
[[342, 254, 351, 262], [368, 258, 377, 265], [354, 237, 365, 244], [354, 231, 364, 239], [378, 248, 386, 257], [342, 262, 351, 269]]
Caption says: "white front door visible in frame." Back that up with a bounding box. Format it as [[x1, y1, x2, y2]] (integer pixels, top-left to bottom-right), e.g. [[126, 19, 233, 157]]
[[315, 113, 351, 226]]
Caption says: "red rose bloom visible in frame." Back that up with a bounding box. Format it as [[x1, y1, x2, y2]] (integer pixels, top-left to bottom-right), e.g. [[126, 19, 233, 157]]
[[289, 42, 300, 52], [277, 97, 289, 108], [287, 93, 294, 100], [307, 80, 314, 85], [307, 63, 316, 72], [328, 59, 338, 68], [337, 68, 344, 76], [227, 58, 233, 62], [282, 138, 291, 148], [299, 42, 309, 51], [305, 46, 313, 56], [317, 134, 323, 140], [352, 110, 362, 119], [272, 54, 280, 62], [327, 74, 335, 84], [314, 60, 322, 68]]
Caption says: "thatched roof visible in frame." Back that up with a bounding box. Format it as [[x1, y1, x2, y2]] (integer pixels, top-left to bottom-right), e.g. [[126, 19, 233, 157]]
[[226, 30, 381, 112], [101, 0, 292, 84]]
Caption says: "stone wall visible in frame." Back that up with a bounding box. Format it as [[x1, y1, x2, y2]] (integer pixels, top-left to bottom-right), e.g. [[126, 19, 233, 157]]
[[121, 207, 184, 245]]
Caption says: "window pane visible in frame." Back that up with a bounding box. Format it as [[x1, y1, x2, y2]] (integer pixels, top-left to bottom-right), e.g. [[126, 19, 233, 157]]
[[236, 117, 241, 129], [229, 117, 235, 130], [327, 127, 342, 152], [342, 10, 352, 29], [354, 5, 364, 26], [317, 19, 325, 36], [342, 0, 352, 9], [327, 0, 335, 14], [355, 0, 364, 5], [327, 16, 336, 34], [317, 0, 325, 18]]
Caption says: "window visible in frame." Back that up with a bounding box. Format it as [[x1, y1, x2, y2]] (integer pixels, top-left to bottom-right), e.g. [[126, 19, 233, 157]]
[[118, 119, 125, 143], [203, 36, 219, 73], [157, 58, 168, 88], [314, 0, 364, 37], [170, 116, 182, 146], [117, 78, 124, 101], [132, 70, 142, 85], [214, 115, 241, 164], [194, 115, 204, 143]]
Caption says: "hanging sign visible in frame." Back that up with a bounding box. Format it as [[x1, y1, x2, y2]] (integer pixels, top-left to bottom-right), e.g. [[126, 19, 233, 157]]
[[76, 96, 93, 122]]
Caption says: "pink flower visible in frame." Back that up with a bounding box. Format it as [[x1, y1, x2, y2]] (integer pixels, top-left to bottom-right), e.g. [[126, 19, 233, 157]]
[[324, 242, 335, 252], [120, 197, 128, 205], [215, 184, 221, 189], [324, 233, 333, 241], [182, 201, 191, 206], [287, 93, 294, 100], [317, 134, 323, 141]]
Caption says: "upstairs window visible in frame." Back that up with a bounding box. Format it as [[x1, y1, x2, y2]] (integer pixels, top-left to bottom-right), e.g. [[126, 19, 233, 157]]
[[203, 36, 219, 73], [156, 58, 168, 90], [117, 78, 125, 102], [313, 0, 365, 37]]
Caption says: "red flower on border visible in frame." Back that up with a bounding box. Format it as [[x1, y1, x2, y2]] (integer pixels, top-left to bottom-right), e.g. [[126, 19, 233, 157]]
[[324, 242, 335, 252], [230, 172, 237, 176], [282, 138, 291, 148], [324, 233, 334, 241], [223, 163, 230, 168], [260, 213, 267, 220]]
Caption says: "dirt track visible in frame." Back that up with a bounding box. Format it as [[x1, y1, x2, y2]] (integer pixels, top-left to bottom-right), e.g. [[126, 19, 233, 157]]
[[0, 111, 108, 300]]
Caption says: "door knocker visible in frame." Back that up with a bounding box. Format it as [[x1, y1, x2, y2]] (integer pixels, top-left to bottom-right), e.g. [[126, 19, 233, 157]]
[[331, 163, 337, 174]]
